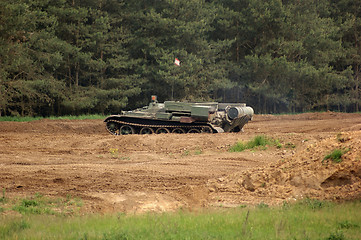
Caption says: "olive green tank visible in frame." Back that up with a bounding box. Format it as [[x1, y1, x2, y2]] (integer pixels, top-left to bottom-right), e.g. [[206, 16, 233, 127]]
[[104, 96, 254, 135]]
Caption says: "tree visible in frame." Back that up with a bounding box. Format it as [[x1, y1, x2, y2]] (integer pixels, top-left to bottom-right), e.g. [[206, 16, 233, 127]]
[[331, 0, 361, 112]]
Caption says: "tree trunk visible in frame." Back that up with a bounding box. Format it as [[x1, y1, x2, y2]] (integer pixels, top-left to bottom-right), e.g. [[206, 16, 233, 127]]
[[75, 63, 79, 87], [355, 65, 359, 112]]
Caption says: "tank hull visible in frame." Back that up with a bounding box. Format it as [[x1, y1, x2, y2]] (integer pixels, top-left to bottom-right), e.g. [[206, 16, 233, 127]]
[[104, 114, 252, 135], [104, 96, 253, 135]]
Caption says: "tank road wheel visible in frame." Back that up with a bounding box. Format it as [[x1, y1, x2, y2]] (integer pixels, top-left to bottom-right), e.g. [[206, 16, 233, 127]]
[[172, 128, 185, 134], [156, 127, 170, 134], [187, 128, 201, 133], [119, 125, 135, 135], [140, 127, 154, 134], [201, 126, 213, 133], [106, 121, 120, 135]]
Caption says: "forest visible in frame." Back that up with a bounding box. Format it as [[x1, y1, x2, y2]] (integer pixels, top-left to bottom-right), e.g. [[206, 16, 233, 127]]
[[0, 0, 360, 116]]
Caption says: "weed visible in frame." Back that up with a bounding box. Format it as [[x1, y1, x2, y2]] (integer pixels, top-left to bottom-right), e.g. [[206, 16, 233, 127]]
[[285, 142, 296, 148], [0, 219, 30, 238], [325, 231, 345, 240], [229, 135, 282, 152], [101, 232, 130, 240], [275, 139, 283, 148], [229, 141, 247, 152], [12, 197, 52, 214], [249, 135, 269, 148], [12, 194, 83, 215], [301, 198, 328, 210], [257, 202, 269, 209], [282, 201, 290, 209], [194, 149, 203, 155], [183, 150, 190, 156], [1, 201, 361, 239], [22, 199, 39, 208], [65, 194, 83, 207], [323, 149, 349, 163], [108, 149, 129, 160], [338, 220, 360, 229], [0, 115, 105, 122], [0, 189, 6, 203], [336, 133, 349, 143], [109, 148, 119, 158]]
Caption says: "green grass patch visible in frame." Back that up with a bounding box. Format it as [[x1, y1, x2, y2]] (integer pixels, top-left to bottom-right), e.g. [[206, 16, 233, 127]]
[[0, 114, 105, 122], [194, 148, 203, 155], [0, 219, 30, 239], [47, 114, 105, 120], [229, 135, 283, 152], [9, 193, 83, 216], [0, 200, 360, 239], [323, 149, 349, 163], [0, 116, 43, 122], [182, 148, 203, 156], [0, 189, 6, 204]]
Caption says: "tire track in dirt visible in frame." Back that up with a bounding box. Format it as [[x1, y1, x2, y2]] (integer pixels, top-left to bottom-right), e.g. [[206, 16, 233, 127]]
[[0, 112, 360, 213]]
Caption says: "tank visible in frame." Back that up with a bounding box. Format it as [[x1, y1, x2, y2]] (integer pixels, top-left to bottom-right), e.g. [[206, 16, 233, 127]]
[[104, 95, 254, 135]]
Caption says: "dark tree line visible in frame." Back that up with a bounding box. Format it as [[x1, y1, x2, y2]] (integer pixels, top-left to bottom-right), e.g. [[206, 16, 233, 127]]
[[0, 0, 360, 116]]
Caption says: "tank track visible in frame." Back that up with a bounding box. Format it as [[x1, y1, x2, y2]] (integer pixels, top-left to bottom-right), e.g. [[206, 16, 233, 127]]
[[105, 119, 214, 135]]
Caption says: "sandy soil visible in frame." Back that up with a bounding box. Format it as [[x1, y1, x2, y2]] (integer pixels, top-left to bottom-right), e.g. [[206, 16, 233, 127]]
[[1, 112, 361, 214]]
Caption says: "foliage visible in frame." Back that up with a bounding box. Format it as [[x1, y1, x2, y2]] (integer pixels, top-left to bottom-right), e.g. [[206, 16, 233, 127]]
[[300, 198, 330, 210], [9, 193, 83, 216], [323, 149, 349, 163], [0, 219, 30, 239], [0, 114, 104, 122], [0, 189, 6, 203], [325, 231, 345, 240], [229, 135, 280, 152], [338, 220, 360, 230], [0, 0, 360, 116], [1, 201, 361, 239]]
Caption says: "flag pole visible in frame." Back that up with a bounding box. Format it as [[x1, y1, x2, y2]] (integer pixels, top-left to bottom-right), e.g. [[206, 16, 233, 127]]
[[173, 58, 180, 100]]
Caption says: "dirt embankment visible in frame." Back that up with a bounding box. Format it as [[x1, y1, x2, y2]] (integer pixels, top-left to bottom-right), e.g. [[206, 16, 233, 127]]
[[0, 112, 360, 213]]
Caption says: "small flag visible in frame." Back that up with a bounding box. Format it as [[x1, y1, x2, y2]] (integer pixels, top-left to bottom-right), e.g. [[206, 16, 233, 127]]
[[174, 58, 180, 66]]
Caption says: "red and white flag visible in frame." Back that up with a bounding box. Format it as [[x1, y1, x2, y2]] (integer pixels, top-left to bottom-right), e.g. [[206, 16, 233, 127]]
[[174, 58, 180, 66]]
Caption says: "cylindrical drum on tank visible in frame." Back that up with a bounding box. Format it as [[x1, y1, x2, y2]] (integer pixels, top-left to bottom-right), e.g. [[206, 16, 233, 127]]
[[227, 106, 254, 120]]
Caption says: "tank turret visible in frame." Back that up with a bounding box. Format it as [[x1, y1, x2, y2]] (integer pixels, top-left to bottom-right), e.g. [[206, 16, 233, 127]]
[[104, 96, 253, 135]]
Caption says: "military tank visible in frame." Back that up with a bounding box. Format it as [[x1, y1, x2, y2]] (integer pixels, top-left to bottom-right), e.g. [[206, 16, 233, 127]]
[[104, 96, 254, 135]]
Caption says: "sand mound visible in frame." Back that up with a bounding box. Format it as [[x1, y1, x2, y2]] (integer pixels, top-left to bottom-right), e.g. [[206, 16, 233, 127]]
[[208, 131, 361, 205]]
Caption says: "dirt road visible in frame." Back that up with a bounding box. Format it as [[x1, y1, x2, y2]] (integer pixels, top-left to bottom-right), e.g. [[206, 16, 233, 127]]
[[1, 112, 361, 213]]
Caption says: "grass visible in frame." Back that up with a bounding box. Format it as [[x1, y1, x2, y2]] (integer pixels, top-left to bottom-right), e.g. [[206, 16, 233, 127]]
[[1, 193, 83, 217], [229, 135, 283, 152], [323, 149, 349, 163], [182, 148, 203, 156], [0, 114, 105, 122], [0, 200, 361, 239], [1, 200, 360, 239], [0, 189, 6, 204]]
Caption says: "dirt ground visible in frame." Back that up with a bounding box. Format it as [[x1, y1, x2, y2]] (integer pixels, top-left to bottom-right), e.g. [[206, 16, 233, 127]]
[[1, 112, 361, 214]]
